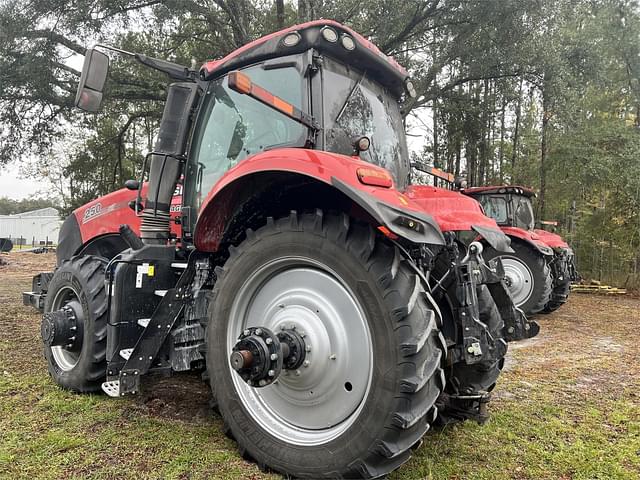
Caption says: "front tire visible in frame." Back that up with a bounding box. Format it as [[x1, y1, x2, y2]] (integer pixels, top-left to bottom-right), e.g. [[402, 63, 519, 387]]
[[43, 255, 108, 392], [483, 242, 552, 315], [206, 211, 446, 478]]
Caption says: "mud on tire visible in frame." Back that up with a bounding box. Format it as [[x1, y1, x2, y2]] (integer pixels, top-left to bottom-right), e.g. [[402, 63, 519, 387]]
[[205, 211, 447, 478]]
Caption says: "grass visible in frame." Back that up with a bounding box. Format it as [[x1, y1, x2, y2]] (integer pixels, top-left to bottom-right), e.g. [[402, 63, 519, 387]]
[[1, 252, 639, 479]]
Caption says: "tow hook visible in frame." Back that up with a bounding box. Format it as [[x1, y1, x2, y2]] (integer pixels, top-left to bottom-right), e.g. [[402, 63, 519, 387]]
[[231, 326, 306, 387]]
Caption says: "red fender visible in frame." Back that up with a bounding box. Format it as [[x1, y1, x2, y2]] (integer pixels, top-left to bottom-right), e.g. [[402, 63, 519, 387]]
[[194, 148, 444, 251], [404, 185, 501, 232], [532, 229, 569, 249], [500, 226, 554, 256]]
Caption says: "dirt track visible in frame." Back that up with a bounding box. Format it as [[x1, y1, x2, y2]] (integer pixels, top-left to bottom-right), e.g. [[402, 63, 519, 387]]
[[1, 251, 639, 479]]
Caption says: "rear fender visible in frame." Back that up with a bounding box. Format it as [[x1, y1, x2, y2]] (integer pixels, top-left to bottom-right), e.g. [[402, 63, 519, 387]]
[[404, 185, 513, 253], [501, 227, 553, 256], [194, 148, 445, 251]]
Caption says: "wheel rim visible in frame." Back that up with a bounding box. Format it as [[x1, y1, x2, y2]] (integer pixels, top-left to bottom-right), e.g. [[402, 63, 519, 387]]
[[227, 256, 373, 446], [501, 256, 534, 307], [50, 286, 84, 371]]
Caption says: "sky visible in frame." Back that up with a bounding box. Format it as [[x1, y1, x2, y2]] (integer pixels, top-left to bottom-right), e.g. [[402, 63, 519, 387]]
[[0, 164, 51, 200]]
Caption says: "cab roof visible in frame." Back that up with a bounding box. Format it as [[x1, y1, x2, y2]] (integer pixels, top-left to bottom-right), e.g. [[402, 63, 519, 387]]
[[199, 20, 409, 97], [463, 185, 537, 198]]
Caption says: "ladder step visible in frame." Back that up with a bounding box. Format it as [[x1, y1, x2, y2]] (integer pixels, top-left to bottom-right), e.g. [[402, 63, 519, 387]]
[[119, 348, 133, 360], [101, 380, 121, 397], [137, 318, 150, 328], [154, 290, 168, 297], [171, 262, 188, 269]]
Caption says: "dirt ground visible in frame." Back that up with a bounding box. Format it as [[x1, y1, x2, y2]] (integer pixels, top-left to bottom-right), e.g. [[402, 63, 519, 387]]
[[0, 251, 638, 479]]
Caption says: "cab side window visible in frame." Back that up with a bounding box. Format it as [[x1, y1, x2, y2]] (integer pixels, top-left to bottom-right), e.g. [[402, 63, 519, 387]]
[[192, 63, 306, 205]]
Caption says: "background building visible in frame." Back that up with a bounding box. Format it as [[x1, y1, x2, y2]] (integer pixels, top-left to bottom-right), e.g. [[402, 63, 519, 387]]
[[0, 207, 62, 246]]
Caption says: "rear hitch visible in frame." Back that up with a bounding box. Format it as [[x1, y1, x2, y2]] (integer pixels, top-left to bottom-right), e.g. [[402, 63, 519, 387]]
[[467, 243, 540, 342], [436, 391, 492, 425]]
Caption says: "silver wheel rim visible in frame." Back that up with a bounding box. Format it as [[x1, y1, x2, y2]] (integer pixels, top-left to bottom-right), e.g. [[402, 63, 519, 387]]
[[227, 256, 373, 446], [50, 286, 83, 371], [501, 257, 534, 307]]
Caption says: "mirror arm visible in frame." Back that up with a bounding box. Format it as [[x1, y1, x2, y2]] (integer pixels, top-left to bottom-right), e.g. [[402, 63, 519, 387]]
[[94, 44, 196, 82]]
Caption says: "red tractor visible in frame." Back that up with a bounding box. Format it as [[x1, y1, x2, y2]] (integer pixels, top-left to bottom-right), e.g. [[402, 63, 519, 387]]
[[463, 186, 579, 314], [23, 21, 537, 478]]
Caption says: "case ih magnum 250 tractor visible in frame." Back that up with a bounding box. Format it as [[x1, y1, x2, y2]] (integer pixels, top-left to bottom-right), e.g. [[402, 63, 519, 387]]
[[23, 21, 537, 478], [463, 186, 578, 314]]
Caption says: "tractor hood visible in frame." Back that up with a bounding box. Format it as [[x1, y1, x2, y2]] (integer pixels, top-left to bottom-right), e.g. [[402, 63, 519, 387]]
[[404, 185, 513, 253]]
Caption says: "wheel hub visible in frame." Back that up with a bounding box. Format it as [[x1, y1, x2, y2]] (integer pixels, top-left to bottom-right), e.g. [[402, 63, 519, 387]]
[[501, 257, 534, 306], [230, 326, 306, 387], [41, 302, 83, 351]]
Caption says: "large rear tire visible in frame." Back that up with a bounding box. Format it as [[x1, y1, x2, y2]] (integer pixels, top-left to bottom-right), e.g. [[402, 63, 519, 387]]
[[205, 211, 446, 478], [43, 255, 108, 392], [483, 242, 552, 315]]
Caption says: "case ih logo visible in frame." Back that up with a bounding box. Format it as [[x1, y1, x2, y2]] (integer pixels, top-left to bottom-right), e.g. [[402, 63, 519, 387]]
[[82, 203, 102, 224]]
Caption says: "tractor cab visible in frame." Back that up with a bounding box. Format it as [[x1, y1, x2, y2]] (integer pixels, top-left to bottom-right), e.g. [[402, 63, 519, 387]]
[[463, 186, 536, 231]]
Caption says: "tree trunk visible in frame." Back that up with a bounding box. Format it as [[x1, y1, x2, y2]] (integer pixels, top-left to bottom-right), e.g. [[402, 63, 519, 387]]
[[539, 79, 551, 221], [499, 97, 505, 183], [276, 0, 285, 28], [433, 99, 439, 167], [511, 76, 523, 182]]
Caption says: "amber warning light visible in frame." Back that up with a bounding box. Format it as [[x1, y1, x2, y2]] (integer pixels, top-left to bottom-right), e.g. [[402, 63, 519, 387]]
[[228, 71, 316, 131], [356, 168, 393, 188]]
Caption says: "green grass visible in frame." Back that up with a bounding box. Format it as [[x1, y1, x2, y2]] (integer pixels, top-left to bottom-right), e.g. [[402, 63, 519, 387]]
[[1, 252, 638, 479]]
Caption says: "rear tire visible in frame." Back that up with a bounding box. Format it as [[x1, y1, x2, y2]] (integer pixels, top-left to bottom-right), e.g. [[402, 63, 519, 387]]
[[206, 211, 446, 478], [43, 255, 108, 392], [483, 243, 552, 315]]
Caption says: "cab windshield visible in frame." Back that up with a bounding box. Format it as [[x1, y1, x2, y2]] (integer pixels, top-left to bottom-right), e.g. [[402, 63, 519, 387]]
[[512, 195, 535, 230], [321, 57, 410, 189]]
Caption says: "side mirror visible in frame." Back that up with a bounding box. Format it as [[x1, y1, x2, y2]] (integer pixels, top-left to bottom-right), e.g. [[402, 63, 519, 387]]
[[74, 48, 109, 112]]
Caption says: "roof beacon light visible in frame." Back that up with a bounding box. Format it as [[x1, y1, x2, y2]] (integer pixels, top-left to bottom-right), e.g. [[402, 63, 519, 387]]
[[321, 26, 338, 43], [282, 32, 301, 47], [341, 34, 356, 50]]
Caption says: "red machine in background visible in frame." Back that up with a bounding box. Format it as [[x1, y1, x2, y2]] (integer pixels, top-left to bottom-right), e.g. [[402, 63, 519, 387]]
[[463, 185, 578, 314]]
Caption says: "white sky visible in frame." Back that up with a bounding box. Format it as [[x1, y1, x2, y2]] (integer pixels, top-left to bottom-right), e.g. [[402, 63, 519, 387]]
[[0, 164, 52, 200]]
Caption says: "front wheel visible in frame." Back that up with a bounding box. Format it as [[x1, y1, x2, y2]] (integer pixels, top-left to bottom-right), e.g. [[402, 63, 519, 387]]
[[42, 255, 108, 392], [206, 211, 446, 478]]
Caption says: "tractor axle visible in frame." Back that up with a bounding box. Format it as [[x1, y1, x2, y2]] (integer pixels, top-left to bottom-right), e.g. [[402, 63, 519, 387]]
[[230, 326, 306, 387]]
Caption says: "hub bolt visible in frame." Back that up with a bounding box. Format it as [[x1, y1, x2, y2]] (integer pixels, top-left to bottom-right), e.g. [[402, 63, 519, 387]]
[[270, 353, 278, 360], [303, 360, 310, 367]]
